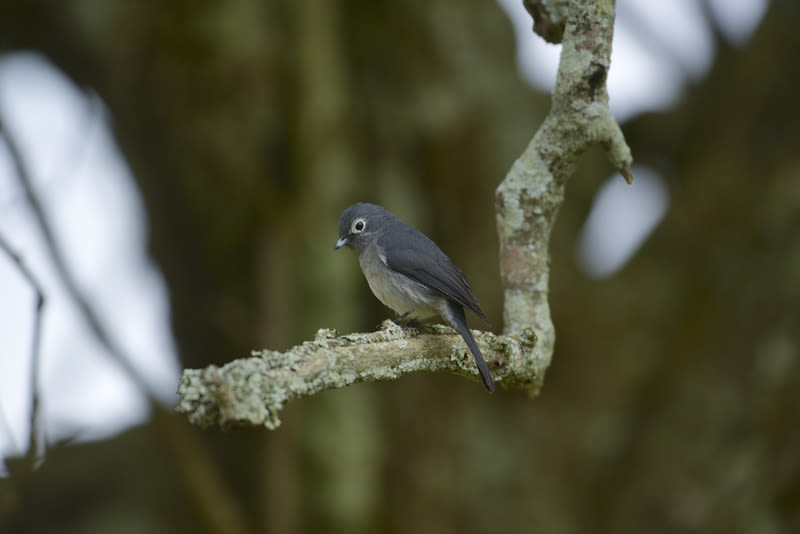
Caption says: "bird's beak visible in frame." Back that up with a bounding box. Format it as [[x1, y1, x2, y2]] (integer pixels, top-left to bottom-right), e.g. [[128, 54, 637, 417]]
[[334, 237, 348, 250]]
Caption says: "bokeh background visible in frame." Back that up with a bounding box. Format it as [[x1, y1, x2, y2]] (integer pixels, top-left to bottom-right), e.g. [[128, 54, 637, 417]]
[[1, 1, 798, 533]]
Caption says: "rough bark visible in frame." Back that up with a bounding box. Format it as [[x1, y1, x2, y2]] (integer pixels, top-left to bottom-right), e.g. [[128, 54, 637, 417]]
[[179, 322, 539, 429]]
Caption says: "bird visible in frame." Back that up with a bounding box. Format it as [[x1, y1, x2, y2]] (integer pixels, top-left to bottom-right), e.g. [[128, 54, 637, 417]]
[[334, 202, 495, 392]]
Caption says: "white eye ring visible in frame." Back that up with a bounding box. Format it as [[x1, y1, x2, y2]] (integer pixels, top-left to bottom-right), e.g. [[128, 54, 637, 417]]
[[352, 218, 366, 233]]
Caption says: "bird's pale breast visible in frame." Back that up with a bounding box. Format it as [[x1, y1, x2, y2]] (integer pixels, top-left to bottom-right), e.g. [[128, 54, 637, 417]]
[[359, 242, 439, 320]]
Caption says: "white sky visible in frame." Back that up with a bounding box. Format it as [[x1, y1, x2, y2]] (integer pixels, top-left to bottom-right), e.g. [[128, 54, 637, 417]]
[[0, 0, 769, 471]]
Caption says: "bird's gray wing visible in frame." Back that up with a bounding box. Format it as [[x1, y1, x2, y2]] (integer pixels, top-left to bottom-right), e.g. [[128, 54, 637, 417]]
[[379, 227, 489, 325]]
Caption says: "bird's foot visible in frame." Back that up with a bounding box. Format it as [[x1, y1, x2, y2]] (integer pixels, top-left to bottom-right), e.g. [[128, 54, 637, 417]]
[[392, 313, 424, 333]]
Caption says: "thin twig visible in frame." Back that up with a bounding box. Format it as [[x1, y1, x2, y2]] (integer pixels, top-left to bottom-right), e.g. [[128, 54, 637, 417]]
[[0, 116, 155, 397], [0, 234, 45, 467], [0, 113, 252, 534]]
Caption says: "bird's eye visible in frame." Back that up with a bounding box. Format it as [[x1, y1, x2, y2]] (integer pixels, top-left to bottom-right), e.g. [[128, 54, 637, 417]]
[[352, 219, 366, 233]]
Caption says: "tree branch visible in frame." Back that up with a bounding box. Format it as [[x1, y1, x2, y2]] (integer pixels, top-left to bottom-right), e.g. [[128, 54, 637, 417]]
[[177, 0, 632, 430], [178, 322, 539, 429], [0, 233, 45, 473], [497, 0, 632, 361]]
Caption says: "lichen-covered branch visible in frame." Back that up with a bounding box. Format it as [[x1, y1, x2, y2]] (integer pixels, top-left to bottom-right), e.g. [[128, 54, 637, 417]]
[[178, 321, 539, 429], [496, 0, 632, 367], [177, 0, 632, 430]]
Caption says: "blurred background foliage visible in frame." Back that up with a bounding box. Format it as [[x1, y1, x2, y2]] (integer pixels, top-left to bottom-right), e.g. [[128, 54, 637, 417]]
[[1, 0, 799, 533]]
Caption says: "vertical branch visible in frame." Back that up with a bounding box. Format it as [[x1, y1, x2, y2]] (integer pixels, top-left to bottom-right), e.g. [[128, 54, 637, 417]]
[[0, 234, 45, 469], [496, 0, 633, 363]]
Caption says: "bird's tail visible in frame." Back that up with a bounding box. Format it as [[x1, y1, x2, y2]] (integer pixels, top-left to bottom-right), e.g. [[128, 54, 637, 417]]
[[445, 302, 495, 393]]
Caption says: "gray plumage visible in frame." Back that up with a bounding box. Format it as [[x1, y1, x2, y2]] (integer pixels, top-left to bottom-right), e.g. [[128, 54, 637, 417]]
[[334, 202, 495, 393]]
